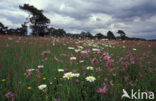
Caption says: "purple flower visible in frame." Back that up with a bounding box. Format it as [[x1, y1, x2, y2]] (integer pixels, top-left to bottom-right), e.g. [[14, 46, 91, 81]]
[[97, 83, 107, 96], [75, 79, 79, 83], [91, 58, 98, 64], [60, 53, 69, 57], [5, 91, 15, 101], [148, 67, 153, 72], [85, 49, 91, 54], [41, 50, 51, 56], [97, 50, 102, 54], [95, 67, 101, 72], [104, 78, 108, 82], [124, 76, 129, 81], [72, 70, 77, 73], [54, 56, 63, 63], [54, 98, 60, 101], [129, 81, 134, 86]]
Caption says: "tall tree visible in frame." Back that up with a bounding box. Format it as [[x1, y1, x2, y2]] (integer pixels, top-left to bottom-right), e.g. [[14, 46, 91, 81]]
[[80, 31, 93, 39], [53, 28, 66, 37], [117, 30, 126, 40], [0, 22, 8, 35], [107, 31, 116, 39], [95, 33, 106, 39], [19, 4, 50, 36]]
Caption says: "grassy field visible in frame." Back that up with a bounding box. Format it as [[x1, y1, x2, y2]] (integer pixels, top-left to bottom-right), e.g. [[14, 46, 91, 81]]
[[0, 35, 156, 101]]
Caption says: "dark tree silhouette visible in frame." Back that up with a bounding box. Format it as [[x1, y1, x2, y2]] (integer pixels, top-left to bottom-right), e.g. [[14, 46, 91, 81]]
[[80, 31, 93, 39], [19, 4, 50, 36], [107, 31, 116, 40], [0, 22, 8, 34], [53, 28, 66, 37], [117, 30, 126, 40], [95, 33, 106, 39]]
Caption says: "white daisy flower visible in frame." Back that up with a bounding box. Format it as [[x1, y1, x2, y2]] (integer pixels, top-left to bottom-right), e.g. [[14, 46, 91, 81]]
[[73, 73, 80, 77], [38, 65, 44, 69], [79, 60, 84, 63], [63, 72, 74, 79], [86, 66, 94, 70], [86, 76, 96, 82], [38, 84, 47, 90], [58, 69, 64, 72], [68, 47, 75, 50], [27, 69, 35, 71], [92, 48, 100, 52], [122, 46, 126, 48], [70, 57, 76, 60], [75, 49, 81, 53], [77, 46, 84, 49]]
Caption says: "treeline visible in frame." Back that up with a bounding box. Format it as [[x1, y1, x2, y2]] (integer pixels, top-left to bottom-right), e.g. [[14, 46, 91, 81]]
[[0, 4, 147, 41]]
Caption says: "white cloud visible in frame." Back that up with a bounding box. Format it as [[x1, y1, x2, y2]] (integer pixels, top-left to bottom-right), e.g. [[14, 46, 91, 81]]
[[0, 17, 20, 28]]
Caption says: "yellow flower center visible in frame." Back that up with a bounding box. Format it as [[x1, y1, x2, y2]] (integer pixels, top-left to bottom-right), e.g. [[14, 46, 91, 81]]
[[27, 86, 32, 90], [1, 79, 6, 82], [89, 78, 93, 81], [18, 81, 22, 84], [67, 74, 72, 78], [43, 77, 46, 80], [24, 73, 27, 76], [40, 86, 45, 89]]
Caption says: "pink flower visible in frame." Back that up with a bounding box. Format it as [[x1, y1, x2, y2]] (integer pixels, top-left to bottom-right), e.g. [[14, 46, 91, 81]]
[[5, 91, 15, 101], [54, 56, 63, 63], [60, 54, 68, 57], [43, 57, 49, 61], [72, 70, 77, 73], [139, 73, 143, 77], [41, 50, 51, 56], [64, 68, 68, 71], [95, 67, 101, 72], [54, 98, 60, 101], [119, 57, 124, 61], [131, 60, 135, 64], [97, 50, 102, 54], [148, 67, 153, 72], [97, 83, 107, 96], [91, 58, 98, 64], [26, 70, 32, 77], [104, 78, 108, 82], [85, 49, 91, 54], [75, 79, 79, 83], [112, 73, 116, 77], [110, 81, 114, 86], [129, 81, 134, 86], [124, 76, 129, 81]]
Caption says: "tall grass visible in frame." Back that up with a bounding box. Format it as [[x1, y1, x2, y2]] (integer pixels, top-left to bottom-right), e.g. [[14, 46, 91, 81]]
[[0, 35, 155, 101]]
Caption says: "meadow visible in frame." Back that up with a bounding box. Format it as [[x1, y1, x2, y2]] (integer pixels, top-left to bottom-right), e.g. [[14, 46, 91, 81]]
[[0, 35, 156, 101]]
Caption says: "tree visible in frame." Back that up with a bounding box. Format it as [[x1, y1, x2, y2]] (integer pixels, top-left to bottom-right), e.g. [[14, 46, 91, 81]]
[[53, 28, 66, 37], [117, 30, 126, 40], [95, 33, 106, 39], [107, 31, 116, 40], [80, 31, 93, 39], [19, 4, 50, 36], [0, 22, 8, 34]]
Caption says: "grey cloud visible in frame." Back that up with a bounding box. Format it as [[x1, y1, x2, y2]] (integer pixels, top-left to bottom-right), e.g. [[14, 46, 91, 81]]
[[0, 0, 156, 39]]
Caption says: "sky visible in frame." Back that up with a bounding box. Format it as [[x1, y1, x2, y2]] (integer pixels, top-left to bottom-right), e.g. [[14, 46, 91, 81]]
[[0, 0, 156, 39]]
